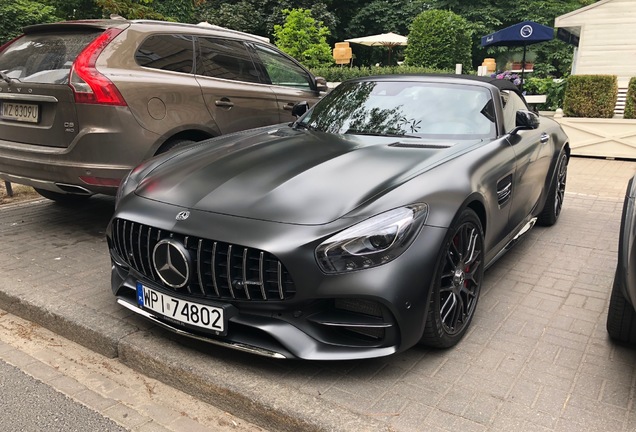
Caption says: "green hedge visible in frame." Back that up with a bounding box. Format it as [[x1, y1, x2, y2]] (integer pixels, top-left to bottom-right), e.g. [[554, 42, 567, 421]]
[[625, 77, 636, 119], [523, 77, 567, 111], [563, 75, 617, 118], [309, 66, 454, 82]]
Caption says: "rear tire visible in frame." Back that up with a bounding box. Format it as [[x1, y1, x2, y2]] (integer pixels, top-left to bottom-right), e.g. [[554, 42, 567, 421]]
[[607, 272, 636, 344], [420, 208, 484, 348], [537, 150, 568, 226], [34, 188, 91, 205]]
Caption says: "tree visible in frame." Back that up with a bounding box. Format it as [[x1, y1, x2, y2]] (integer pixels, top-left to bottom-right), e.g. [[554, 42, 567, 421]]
[[0, 0, 59, 45], [405, 10, 472, 70], [45, 0, 102, 20], [94, 0, 165, 20], [196, 0, 266, 34], [418, 0, 596, 76], [343, 0, 429, 66], [151, 0, 198, 23], [195, 1, 335, 42], [273, 8, 333, 68]]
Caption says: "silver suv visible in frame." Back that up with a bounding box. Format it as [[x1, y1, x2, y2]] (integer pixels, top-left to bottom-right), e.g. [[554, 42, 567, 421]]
[[0, 19, 326, 202]]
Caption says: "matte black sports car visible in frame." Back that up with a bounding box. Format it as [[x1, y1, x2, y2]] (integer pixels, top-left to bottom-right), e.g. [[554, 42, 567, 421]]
[[107, 75, 570, 360], [607, 174, 636, 342]]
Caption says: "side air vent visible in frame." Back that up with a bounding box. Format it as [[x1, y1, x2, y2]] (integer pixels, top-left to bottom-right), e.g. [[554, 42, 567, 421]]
[[497, 174, 513, 207]]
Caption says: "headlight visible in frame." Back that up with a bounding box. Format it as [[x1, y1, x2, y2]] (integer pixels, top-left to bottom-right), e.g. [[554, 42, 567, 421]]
[[316, 204, 428, 273]]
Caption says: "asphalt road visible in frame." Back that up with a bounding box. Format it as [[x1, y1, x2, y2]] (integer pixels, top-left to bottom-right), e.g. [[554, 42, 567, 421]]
[[0, 359, 126, 432]]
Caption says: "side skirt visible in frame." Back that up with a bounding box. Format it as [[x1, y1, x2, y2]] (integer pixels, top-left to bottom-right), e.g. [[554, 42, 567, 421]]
[[485, 217, 537, 270]]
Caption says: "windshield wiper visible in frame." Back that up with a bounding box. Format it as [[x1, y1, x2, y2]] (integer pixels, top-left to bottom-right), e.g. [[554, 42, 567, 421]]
[[344, 130, 421, 139]]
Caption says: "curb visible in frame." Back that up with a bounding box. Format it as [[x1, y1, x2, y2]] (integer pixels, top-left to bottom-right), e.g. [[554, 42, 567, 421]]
[[119, 331, 386, 432], [0, 281, 386, 432]]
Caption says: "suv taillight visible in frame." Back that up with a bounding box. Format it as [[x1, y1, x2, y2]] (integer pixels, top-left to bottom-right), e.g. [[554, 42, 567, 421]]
[[69, 28, 127, 106]]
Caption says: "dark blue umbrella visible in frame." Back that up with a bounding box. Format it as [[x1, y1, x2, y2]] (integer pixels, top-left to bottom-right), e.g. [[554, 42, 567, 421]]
[[481, 21, 554, 89]]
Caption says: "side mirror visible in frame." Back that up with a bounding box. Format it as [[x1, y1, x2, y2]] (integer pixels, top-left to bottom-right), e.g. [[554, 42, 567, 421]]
[[315, 76, 329, 92], [511, 110, 540, 135], [291, 101, 309, 118]]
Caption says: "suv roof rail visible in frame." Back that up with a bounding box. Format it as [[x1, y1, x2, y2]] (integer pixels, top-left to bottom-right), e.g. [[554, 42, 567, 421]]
[[130, 19, 270, 43]]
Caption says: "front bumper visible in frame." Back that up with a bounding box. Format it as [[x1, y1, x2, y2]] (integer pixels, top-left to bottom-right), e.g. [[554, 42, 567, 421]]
[[0, 105, 159, 195], [108, 199, 447, 360]]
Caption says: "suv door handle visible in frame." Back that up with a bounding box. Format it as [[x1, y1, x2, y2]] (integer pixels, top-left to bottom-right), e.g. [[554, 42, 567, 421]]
[[215, 98, 234, 108], [283, 102, 295, 111], [540, 133, 549, 144]]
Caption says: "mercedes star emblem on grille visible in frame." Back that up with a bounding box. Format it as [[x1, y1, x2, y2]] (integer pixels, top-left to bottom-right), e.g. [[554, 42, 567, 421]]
[[152, 239, 190, 288], [176, 211, 190, 221]]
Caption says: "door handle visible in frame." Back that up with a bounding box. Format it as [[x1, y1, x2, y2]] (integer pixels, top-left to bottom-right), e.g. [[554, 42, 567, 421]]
[[283, 102, 295, 111], [215, 98, 234, 108], [540, 133, 549, 144]]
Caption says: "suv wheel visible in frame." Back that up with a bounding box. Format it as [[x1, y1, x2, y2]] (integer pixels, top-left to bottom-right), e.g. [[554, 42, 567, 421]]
[[159, 138, 196, 154]]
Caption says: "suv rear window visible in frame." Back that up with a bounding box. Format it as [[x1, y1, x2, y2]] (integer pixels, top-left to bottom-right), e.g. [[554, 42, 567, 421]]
[[0, 30, 101, 84]]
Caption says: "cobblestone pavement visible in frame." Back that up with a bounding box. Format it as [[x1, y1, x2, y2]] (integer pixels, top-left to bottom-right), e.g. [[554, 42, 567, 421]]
[[1, 156, 636, 431]]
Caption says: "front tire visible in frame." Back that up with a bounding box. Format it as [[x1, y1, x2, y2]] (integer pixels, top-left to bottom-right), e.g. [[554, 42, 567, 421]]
[[421, 208, 484, 348], [538, 150, 568, 226], [34, 188, 91, 205], [607, 272, 636, 343]]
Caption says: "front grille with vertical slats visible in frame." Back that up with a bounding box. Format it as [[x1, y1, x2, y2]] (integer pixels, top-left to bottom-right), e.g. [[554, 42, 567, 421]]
[[110, 218, 296, 301]]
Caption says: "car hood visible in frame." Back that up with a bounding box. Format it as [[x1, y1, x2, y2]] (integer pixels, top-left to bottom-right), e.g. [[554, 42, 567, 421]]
[[135, 127, 481, 225]]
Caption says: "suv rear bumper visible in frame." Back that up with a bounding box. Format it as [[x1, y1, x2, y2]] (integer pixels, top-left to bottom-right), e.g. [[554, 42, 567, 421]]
[[0, 106, 160, 195]]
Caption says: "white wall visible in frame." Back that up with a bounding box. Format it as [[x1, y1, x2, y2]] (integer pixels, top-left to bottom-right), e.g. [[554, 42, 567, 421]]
[[556, 0, 636, 86]]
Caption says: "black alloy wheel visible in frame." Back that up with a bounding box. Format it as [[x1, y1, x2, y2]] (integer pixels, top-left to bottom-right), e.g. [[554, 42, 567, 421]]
[[421, 208, 484, 348], [538, 150, 568, 226]]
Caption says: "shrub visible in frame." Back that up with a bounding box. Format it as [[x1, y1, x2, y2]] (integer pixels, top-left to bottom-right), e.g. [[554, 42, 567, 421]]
[[310, 65, 454, 82], [404, 10, 472, 71], [625, 77, 636, 119], [524, 77, 567, 111], [563, 75, 618, 118], [273, 8, 333, 69]]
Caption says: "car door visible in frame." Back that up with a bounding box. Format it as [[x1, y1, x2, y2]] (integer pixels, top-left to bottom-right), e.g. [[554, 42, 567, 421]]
[[248, 43, 322, 123], [194, 37, 280, 134], [502, 90, 553, 232]]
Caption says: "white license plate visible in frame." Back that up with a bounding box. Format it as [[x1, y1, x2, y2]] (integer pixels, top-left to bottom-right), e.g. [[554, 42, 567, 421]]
[[136, 283, 225, 333], [0, 102, 39, 123]]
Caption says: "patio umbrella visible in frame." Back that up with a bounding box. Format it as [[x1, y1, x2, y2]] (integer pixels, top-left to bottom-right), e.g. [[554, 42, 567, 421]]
[[481, 21, 554, 90], [345, 32, 408, 65]]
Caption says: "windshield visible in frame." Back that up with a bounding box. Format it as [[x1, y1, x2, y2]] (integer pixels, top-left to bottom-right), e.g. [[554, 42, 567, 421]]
[[0, 30, 100, 84], [299, 80, 496, 140]]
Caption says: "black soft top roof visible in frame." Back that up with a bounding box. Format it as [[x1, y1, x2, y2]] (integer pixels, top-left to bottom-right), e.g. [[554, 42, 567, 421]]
[[355, 73, 525, 99]]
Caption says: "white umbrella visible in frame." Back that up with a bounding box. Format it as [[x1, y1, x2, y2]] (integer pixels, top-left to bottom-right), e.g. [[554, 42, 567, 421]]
[[345, 32, 408, 64]]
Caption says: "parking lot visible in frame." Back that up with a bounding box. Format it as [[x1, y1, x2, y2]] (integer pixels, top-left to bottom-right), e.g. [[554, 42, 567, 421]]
[[1, 156, 636, 432]]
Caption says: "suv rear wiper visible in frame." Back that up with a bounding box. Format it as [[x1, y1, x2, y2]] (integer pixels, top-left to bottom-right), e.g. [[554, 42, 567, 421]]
[[0, 71, 14, 84]]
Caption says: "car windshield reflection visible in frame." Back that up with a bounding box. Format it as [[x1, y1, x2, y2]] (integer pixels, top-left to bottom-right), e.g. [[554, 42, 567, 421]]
[[300, 80, 497, 140]]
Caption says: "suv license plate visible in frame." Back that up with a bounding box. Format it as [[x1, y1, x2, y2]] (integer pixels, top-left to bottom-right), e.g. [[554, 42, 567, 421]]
[[136, 283, 225, 333], [0, 102, 39, 123]]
